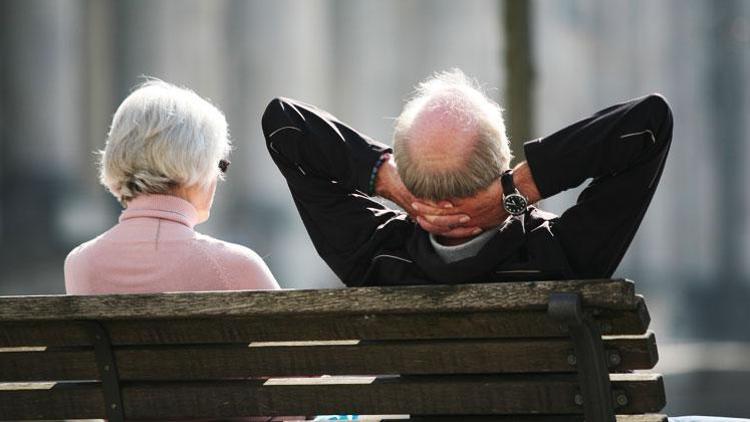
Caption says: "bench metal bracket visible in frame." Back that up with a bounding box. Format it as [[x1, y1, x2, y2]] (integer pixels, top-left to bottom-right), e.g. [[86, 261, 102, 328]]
[[83, 321, 125, 422], [548, 292, 615, 422]]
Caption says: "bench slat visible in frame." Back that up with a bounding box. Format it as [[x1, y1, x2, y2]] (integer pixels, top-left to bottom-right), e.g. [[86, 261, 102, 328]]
[[0, 334, 658, 382], [617, 417, 667, 422], [0, 347, 98, 381], [0, 321, 89, 347], [0, 374, 664, 420], [0, 299, 650, 347], [0, 382, 104, 420], [0, 279, 637, 321], [116, 333, 658, 378]]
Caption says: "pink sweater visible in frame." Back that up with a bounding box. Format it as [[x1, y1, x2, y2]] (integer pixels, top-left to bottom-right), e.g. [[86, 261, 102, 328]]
[[65, 194, 280, 294], [64, 195, 304, 421]]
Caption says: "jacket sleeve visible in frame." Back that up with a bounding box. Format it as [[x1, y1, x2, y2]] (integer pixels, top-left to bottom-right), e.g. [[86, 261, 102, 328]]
[[524, 94, 674, 278], [262, 97, 392, 194], [261, 97, 407, 285]]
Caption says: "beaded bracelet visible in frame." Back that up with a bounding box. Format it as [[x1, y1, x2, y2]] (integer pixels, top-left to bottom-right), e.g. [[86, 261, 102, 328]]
[[368, 152, 391, 196]]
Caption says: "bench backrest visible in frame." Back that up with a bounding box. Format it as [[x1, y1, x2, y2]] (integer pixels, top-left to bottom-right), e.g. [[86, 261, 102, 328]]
[[0, 279, 665, 421]]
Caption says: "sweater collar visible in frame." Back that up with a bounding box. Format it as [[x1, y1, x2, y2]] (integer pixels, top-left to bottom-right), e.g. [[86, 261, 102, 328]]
[[429, 228, 501, 264], [119, 194, 200, 229], [406, 215, 527, 284]]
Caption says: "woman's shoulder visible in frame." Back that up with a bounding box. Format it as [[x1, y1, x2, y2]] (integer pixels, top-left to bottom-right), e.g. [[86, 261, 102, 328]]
[[191, 232, 262, 261], [64, 231, 111, 267], [191, 233, 280, 290], [64, 231, 115, 294]]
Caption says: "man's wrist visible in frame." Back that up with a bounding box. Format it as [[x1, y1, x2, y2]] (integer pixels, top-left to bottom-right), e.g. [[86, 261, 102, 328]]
[[511, 162, 542, 204], [374, 155, 417, 214], [370, 152, 392, 196]]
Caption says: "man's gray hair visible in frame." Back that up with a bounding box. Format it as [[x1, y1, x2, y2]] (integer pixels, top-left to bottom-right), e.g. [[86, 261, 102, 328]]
[[99, 79, 231, 205], [392, 69, 511, 200]]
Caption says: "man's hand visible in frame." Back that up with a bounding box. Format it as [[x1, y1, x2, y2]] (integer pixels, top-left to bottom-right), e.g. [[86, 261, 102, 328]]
[[412, 162, 542, 239], [412, 179, 508, 238], [374, 154, 416, 214], [376, 157, 542, 239], [413, 206, 485, 238], [375, 155, 475, 234]]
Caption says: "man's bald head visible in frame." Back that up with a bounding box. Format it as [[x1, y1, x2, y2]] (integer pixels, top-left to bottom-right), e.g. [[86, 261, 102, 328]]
[[406, 91, 482, 172], [392, 70, 511, 200]]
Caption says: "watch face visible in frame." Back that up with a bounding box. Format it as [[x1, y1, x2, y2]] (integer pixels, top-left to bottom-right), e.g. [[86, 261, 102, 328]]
[[503, 193, 528, 215]]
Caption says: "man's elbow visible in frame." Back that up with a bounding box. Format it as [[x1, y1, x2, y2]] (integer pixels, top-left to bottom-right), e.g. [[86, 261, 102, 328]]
[[643, 93, 673, 126], [261, 97, 290, 140]]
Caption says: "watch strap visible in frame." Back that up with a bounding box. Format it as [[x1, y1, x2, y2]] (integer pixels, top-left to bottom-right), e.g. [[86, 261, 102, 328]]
[[501, 169, 516, 196]]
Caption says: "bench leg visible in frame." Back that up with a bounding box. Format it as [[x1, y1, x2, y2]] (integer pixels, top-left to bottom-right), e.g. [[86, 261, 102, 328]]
[[548, 293, 616, 422]]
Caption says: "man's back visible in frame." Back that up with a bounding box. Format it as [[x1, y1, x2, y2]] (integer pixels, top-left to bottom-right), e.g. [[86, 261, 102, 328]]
[[262, 86, 672, 286]]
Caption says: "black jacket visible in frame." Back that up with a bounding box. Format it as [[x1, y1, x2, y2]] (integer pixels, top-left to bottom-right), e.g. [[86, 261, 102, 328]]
[[262, 94, 673, 286]]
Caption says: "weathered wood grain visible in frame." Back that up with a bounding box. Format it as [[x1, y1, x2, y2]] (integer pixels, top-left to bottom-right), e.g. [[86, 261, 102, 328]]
[[611, 374, 666, 415], [603, 332, 659, 371], [597, 296, 650, 335], [0, 381, 103, 420], [0, 347, 98, 382], [0, 279, 637, 321], [115, 333, 658, 379], [0, 280, 664, 421], [140, 373, 664, 419], [0, 334, 658, 382], [0, 321, 89, 347], [0, 374, 664, 419], [0, 303, 650, 347]]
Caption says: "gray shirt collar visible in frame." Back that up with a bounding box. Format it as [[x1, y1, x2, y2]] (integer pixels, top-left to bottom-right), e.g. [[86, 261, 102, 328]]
[[429, 229, 500, 264]]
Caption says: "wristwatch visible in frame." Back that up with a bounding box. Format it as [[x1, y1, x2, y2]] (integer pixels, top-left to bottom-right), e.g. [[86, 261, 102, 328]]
[[501, 169, 528, 216]]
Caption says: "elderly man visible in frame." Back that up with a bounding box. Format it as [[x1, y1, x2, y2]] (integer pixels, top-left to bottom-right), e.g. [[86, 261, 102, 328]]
[[262, 70, 673, 287]]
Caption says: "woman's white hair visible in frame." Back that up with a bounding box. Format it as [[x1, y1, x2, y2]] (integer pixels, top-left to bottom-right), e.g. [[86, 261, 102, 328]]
[[392, 69, 512, 200], [99, 79, 231, 205]]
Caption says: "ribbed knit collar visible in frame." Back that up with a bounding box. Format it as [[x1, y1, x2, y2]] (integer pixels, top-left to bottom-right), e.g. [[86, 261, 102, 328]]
[[119, 194, 200, 229]]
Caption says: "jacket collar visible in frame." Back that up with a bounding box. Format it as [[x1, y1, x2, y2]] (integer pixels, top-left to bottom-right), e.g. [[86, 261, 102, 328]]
[[407, 215, 528, 284], [119, 194, 199, 229]]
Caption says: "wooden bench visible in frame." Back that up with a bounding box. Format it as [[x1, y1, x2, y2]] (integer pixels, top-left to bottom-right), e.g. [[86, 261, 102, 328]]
[[0, 279, 666, 421]]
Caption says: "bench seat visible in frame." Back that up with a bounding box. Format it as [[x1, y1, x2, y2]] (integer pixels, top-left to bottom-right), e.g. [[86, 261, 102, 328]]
[[0, 279, 667, 421]]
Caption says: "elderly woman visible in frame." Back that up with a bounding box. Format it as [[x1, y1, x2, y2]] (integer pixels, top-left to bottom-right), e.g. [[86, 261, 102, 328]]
[[65, 80, 279, 294]]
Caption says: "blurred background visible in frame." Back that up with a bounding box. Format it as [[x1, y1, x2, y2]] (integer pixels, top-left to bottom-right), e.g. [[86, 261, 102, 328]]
[[1, 0, 748, 417]]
